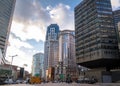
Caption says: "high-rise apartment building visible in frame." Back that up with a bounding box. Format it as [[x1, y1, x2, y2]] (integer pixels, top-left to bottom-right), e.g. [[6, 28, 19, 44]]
[[32, 53, 44, 78], [44, 24, 59, 79], [75, 0, 119, 70], [58, 30, 77, 80], [0, 0, 16, 63]]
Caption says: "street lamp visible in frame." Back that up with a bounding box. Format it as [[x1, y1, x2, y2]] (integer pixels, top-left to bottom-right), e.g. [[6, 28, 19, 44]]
[[9, 54, 18, 78], [9, 55, 18, 66]]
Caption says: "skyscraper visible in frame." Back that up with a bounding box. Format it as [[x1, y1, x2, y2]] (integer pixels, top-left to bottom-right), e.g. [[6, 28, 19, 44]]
[[0, 0, 16, 63], [58, 30, 77, 81], [32, 53, 44, 78], [44, 24, 59, 79], [113, 9, 120, 28], [75, 0, 119, 70], [113, 10, 120, 52], [118, 22, 120, 51], [0, 49, 3, 64]]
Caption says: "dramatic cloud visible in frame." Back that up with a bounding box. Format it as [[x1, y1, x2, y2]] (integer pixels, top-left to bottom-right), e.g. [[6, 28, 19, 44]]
[[12, 0, 75, 42], [12, 0, 52, 42], [111, 0, 120, 10], [48, 4, 74, 30], [11, 21, 45, 42], [9, 34, 33, 49]]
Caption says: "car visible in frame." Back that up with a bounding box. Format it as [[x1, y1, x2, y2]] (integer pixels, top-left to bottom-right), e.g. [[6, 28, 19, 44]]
[[4, 79, 13, 84], [76, 78, 97, 84], [22, 80, 27, 84], [16, 80, 23, 84], [52, 80, 58, 83]]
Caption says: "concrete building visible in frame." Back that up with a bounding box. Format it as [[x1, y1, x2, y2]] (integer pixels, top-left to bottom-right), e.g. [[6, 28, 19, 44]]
[[75, 0, 120, 82], [113, 9, 120, 28], [0, 49, 3, 64], [56, 30, 77, 81], [113, 10, 120, 53], [32, 53, 44, 78], [0, 64, 18, 80], [0, 0, 16, 63], [44, 24, 59, 80], [118, 22, 120, 51]]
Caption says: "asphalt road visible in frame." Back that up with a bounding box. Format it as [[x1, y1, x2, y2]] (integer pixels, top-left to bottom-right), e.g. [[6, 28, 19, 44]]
[[2, 83, 120, 86]]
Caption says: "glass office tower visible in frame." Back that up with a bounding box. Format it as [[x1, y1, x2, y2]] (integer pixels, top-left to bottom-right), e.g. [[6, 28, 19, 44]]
[[58, 30, 77, 80], [44, 24, 59, 79], [0, 0, 16, 63], [32, 53, 44, 78], [75, 0, 119, 69]]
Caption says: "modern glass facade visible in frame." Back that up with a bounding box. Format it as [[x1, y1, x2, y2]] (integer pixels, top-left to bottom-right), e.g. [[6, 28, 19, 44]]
[[58, 30, 77, 80], [0, 0, 16, 63], [32, 53, 44, 78], [44, 24, 59, 78], [46, 24, 59, 41], [75, 0, 119, 69]]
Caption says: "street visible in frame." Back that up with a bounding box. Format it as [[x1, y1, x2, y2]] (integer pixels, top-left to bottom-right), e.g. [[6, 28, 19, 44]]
[[2, 83, 120, 86], [1, 83, 98, 86]]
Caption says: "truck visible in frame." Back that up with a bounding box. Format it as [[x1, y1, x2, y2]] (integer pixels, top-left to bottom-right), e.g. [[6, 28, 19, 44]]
[[29, 76, 41, 84]]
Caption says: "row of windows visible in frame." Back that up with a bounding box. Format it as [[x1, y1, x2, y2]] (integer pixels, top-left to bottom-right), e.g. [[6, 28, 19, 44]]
[[96, 4, 111, 10], [75, 22, 99, 37], [76, 35, 117, 46], [75, 0, 94, 15], [76, 30, 116, 47], [96, 0, 111, 6], [77, 50, 117, 59], [77, 33, 116, 43], [76, 29, 99, 41], [96, 5, 112, 11], [76, 42, 118, 53], [76, 14, 114, 33], [75, 5, 96, 22], [75, 9, 97, 26], [76, 17, 98, 35], [98, 13, 112, 18], [97, 10, 112, 14]]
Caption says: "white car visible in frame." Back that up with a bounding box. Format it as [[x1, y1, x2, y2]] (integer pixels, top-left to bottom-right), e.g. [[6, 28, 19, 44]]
[[22, 80, 27, 84], [4, 79, 13, 84], [16, 80, 23, 84]]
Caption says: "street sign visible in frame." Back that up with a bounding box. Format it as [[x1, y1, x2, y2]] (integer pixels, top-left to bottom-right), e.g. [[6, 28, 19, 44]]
[[59, 74, 64, 80]]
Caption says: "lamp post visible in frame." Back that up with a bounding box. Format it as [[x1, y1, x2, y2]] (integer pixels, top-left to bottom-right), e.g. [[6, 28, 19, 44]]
[[78, 65, 81, 77], [9, 55, 18, 78]]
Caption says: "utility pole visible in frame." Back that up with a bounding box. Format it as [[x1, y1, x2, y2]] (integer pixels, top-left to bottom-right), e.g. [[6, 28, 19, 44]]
[[9, 55, 18, 78]]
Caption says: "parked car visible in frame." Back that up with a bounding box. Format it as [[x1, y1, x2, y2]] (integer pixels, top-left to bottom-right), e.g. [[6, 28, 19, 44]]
[[76, 77, 97, 84], [16, 80, 23, 84], [22, 80, 27, 84], [4, 79, 13, 84]]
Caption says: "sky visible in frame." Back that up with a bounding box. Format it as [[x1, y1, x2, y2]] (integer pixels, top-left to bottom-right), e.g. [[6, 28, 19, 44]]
[[6, 0, 120, 73]]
